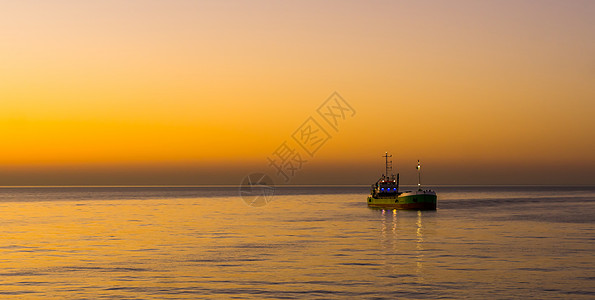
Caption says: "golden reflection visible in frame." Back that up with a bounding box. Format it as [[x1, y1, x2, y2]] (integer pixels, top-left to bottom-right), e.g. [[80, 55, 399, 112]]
[[416, 210, 424, 279], [392, 210, 397, 236], [378, 208, 400, 274], [380, 209, 386, 242], [391, 209, 398, 252], [379, 208, 388, 268]]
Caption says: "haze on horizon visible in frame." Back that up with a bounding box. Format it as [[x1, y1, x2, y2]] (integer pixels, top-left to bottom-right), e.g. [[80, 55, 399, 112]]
[[1, 0, 594, 186]]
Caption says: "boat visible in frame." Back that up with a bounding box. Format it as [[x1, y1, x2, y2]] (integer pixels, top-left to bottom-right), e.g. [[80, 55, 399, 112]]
[[367, 152, 437, 210]]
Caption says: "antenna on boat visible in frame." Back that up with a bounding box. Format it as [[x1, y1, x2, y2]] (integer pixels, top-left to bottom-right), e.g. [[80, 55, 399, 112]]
[[383, 152, 393, 179], [417, 160, 422, 191]]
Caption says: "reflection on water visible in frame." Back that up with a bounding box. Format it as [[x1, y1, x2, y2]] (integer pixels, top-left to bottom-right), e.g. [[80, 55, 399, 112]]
[[392, 209, 397, 252], [378, 208, 429, 284], [416, 210, 424, 280]]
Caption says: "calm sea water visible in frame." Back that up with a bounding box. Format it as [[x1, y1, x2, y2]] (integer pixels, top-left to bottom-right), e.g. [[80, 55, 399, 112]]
[[0, 185, 593, 299]]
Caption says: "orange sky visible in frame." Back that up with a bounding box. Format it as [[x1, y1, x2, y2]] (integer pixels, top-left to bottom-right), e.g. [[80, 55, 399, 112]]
[[1, 0, 594, 185]]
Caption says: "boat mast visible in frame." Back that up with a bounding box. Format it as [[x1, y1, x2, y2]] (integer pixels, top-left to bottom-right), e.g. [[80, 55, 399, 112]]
[[383, 152, 392, 179], [417, 160, 421, 190]]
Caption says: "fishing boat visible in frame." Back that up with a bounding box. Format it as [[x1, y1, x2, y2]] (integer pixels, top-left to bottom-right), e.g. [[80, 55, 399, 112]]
[[367, 152, 437, 210]]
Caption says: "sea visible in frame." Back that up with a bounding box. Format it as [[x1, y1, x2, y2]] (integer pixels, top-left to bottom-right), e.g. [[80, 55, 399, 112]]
[[0, 185, 593, 299]]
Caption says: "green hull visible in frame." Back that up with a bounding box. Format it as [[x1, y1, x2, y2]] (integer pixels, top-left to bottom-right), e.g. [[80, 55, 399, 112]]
[[367, 193, 437, 210]]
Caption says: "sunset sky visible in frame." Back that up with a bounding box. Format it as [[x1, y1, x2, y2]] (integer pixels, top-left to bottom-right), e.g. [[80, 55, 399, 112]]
[[2, 0, 594, 185]]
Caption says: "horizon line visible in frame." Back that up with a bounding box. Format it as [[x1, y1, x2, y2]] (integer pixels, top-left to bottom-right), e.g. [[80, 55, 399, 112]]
[[1, 184, 594, 188]]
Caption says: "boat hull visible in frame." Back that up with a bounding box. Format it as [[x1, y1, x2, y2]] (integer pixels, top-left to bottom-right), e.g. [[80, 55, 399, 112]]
[[367, 193, 437, 210]]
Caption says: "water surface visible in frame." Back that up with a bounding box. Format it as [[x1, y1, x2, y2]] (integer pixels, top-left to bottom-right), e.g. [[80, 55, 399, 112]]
[[0, 186, 593, 298]]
